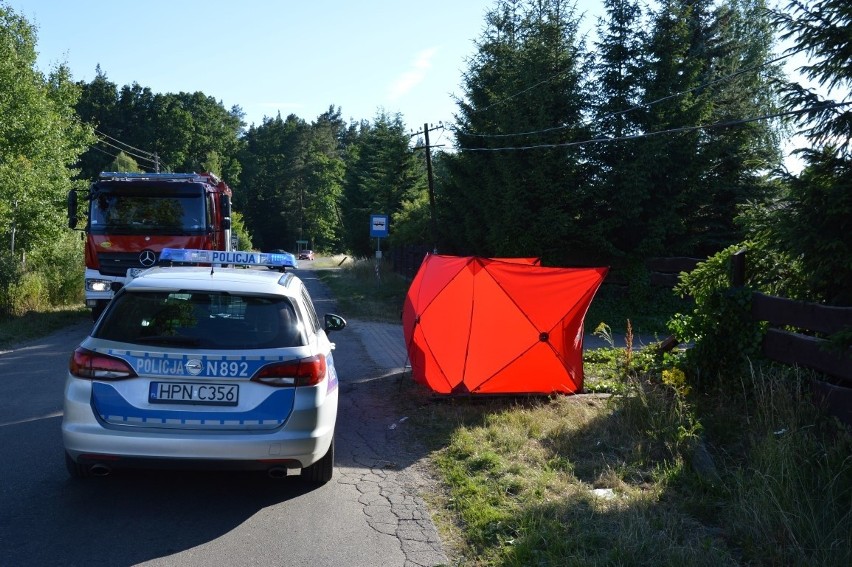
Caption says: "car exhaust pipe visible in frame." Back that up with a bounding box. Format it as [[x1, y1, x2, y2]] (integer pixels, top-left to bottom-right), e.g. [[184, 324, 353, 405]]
[[89, 464, 112, 477], [267, 467, 288, 479]]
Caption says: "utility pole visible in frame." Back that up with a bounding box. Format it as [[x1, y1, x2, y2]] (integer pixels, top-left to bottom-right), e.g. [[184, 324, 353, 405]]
[[412, 123, 443, 253], [10, 199, 16, 254]]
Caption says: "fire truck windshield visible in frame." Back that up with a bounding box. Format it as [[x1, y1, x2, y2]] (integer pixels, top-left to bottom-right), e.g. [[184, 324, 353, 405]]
[[89, 187, 207, 235]]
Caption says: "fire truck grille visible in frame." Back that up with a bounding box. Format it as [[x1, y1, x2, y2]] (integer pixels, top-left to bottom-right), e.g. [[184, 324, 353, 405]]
[[97, 252, 151, 277]]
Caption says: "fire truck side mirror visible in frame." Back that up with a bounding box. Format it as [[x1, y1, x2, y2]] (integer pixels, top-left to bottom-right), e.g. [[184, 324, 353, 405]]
[[220, 194, 232, 230], [67, 190, 78, 229]]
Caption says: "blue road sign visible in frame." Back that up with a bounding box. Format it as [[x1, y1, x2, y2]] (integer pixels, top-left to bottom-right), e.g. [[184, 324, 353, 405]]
[[370, 214, 389, 237]]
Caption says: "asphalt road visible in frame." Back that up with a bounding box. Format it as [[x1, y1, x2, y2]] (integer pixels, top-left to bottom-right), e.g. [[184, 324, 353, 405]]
[[0, 264, 447, 567]]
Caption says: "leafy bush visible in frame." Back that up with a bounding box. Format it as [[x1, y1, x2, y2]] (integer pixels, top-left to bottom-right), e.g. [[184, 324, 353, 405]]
[[0, 233, 83, 317], [9, 271, 49, 314], [669, 246, 753, 382], [230, 210, 254, 251], [0, 251, 24, 317], [26, 232, 84, 305], [731, 202, 809, 299]]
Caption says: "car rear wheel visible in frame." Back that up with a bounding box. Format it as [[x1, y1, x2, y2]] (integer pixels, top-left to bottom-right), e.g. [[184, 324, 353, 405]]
[[65, 452, 92, 479], [301, 438, 334, 484]]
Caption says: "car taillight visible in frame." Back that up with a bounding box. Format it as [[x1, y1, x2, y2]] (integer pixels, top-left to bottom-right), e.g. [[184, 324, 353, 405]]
[[253, 355, 327, 387], [69, 347, 137, 380]]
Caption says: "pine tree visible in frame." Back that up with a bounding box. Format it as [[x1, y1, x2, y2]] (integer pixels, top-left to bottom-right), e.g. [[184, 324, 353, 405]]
[[76, 77, 244, 180], [446, 0, 592, 263], [303, 107, 346, 250], [75, 66, 121, 179], [635, 0, 714, 257], [633, 0, 782, 257], [341, 112, 426, 256], [587, 0, 648, 262], [773, 0, 852, 154], [692, 0, 783, 252], [770, 0, 852, 303], [237, 113, 309, 250]]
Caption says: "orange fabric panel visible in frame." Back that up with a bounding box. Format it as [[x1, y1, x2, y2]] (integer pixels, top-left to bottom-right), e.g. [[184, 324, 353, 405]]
[[474, 341, 578, 394], [403, 254, 607, 395]]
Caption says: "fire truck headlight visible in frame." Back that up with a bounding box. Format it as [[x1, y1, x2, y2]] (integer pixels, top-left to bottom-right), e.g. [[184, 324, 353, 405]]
[[86, 279, 112, 292]]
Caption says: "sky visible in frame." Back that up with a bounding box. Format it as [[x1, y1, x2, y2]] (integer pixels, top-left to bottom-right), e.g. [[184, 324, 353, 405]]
[[10, 0, 603, 133]]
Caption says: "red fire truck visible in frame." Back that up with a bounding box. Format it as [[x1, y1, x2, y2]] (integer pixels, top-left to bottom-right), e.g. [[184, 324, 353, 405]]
[[67, 172, 234, 319]]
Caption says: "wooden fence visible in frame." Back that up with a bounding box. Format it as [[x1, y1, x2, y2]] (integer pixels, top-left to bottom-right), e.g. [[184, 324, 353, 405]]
[[653, 250, 852, 424], [736, 250, 852, 424], [387, 244, 431, 279], [752, 292, 852, 382], [647, 256, 704, 287]]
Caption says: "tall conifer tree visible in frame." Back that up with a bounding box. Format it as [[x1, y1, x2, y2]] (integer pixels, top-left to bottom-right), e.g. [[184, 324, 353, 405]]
[[446, 0, 592, 263], [340, 112, 426, 256], [588, 0, 647, 262], [770, 0, 852, 303], [634, 0, 781, 257]]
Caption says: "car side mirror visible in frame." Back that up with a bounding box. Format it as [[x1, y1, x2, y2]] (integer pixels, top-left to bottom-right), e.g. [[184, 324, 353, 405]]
[[324, 313, 346, 333]]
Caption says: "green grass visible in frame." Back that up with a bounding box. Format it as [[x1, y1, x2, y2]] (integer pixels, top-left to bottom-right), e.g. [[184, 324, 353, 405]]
[[0, 305, 89, 350], [314, 257, 410, 323], [405, 366, 850, 566], [409, 390, 731, 566]]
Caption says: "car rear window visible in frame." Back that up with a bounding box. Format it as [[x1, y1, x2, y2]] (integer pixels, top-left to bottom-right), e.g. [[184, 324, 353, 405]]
[[94, 291, 304, 349]]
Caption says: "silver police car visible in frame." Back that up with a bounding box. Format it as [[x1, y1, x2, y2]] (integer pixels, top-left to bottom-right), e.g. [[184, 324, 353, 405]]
[[62, 249, 345, 484]]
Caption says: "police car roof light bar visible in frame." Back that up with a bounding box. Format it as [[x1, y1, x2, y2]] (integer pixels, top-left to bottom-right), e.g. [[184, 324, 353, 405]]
[[159, 248, 298, 269]]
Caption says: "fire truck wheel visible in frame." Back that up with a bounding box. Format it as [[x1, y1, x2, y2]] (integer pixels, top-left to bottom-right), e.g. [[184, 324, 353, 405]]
[[91, 300, 108, 321]]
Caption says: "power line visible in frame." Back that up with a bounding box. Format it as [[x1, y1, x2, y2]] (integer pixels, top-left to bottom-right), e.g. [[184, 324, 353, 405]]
[[94, 128, 157, 158], [432, 127, 449, 148], [89, 145, 117, 158], [467, 69, 576, 116], [91, 127, 162, 171], [96, 137, 158, 166], [455, 51, 799, 140], [456, 101, 852, 152], [89, 144, 161, 173]]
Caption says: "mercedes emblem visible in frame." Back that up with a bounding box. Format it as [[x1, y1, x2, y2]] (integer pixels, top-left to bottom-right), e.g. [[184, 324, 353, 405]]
[[139, 249, 157, 267]]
